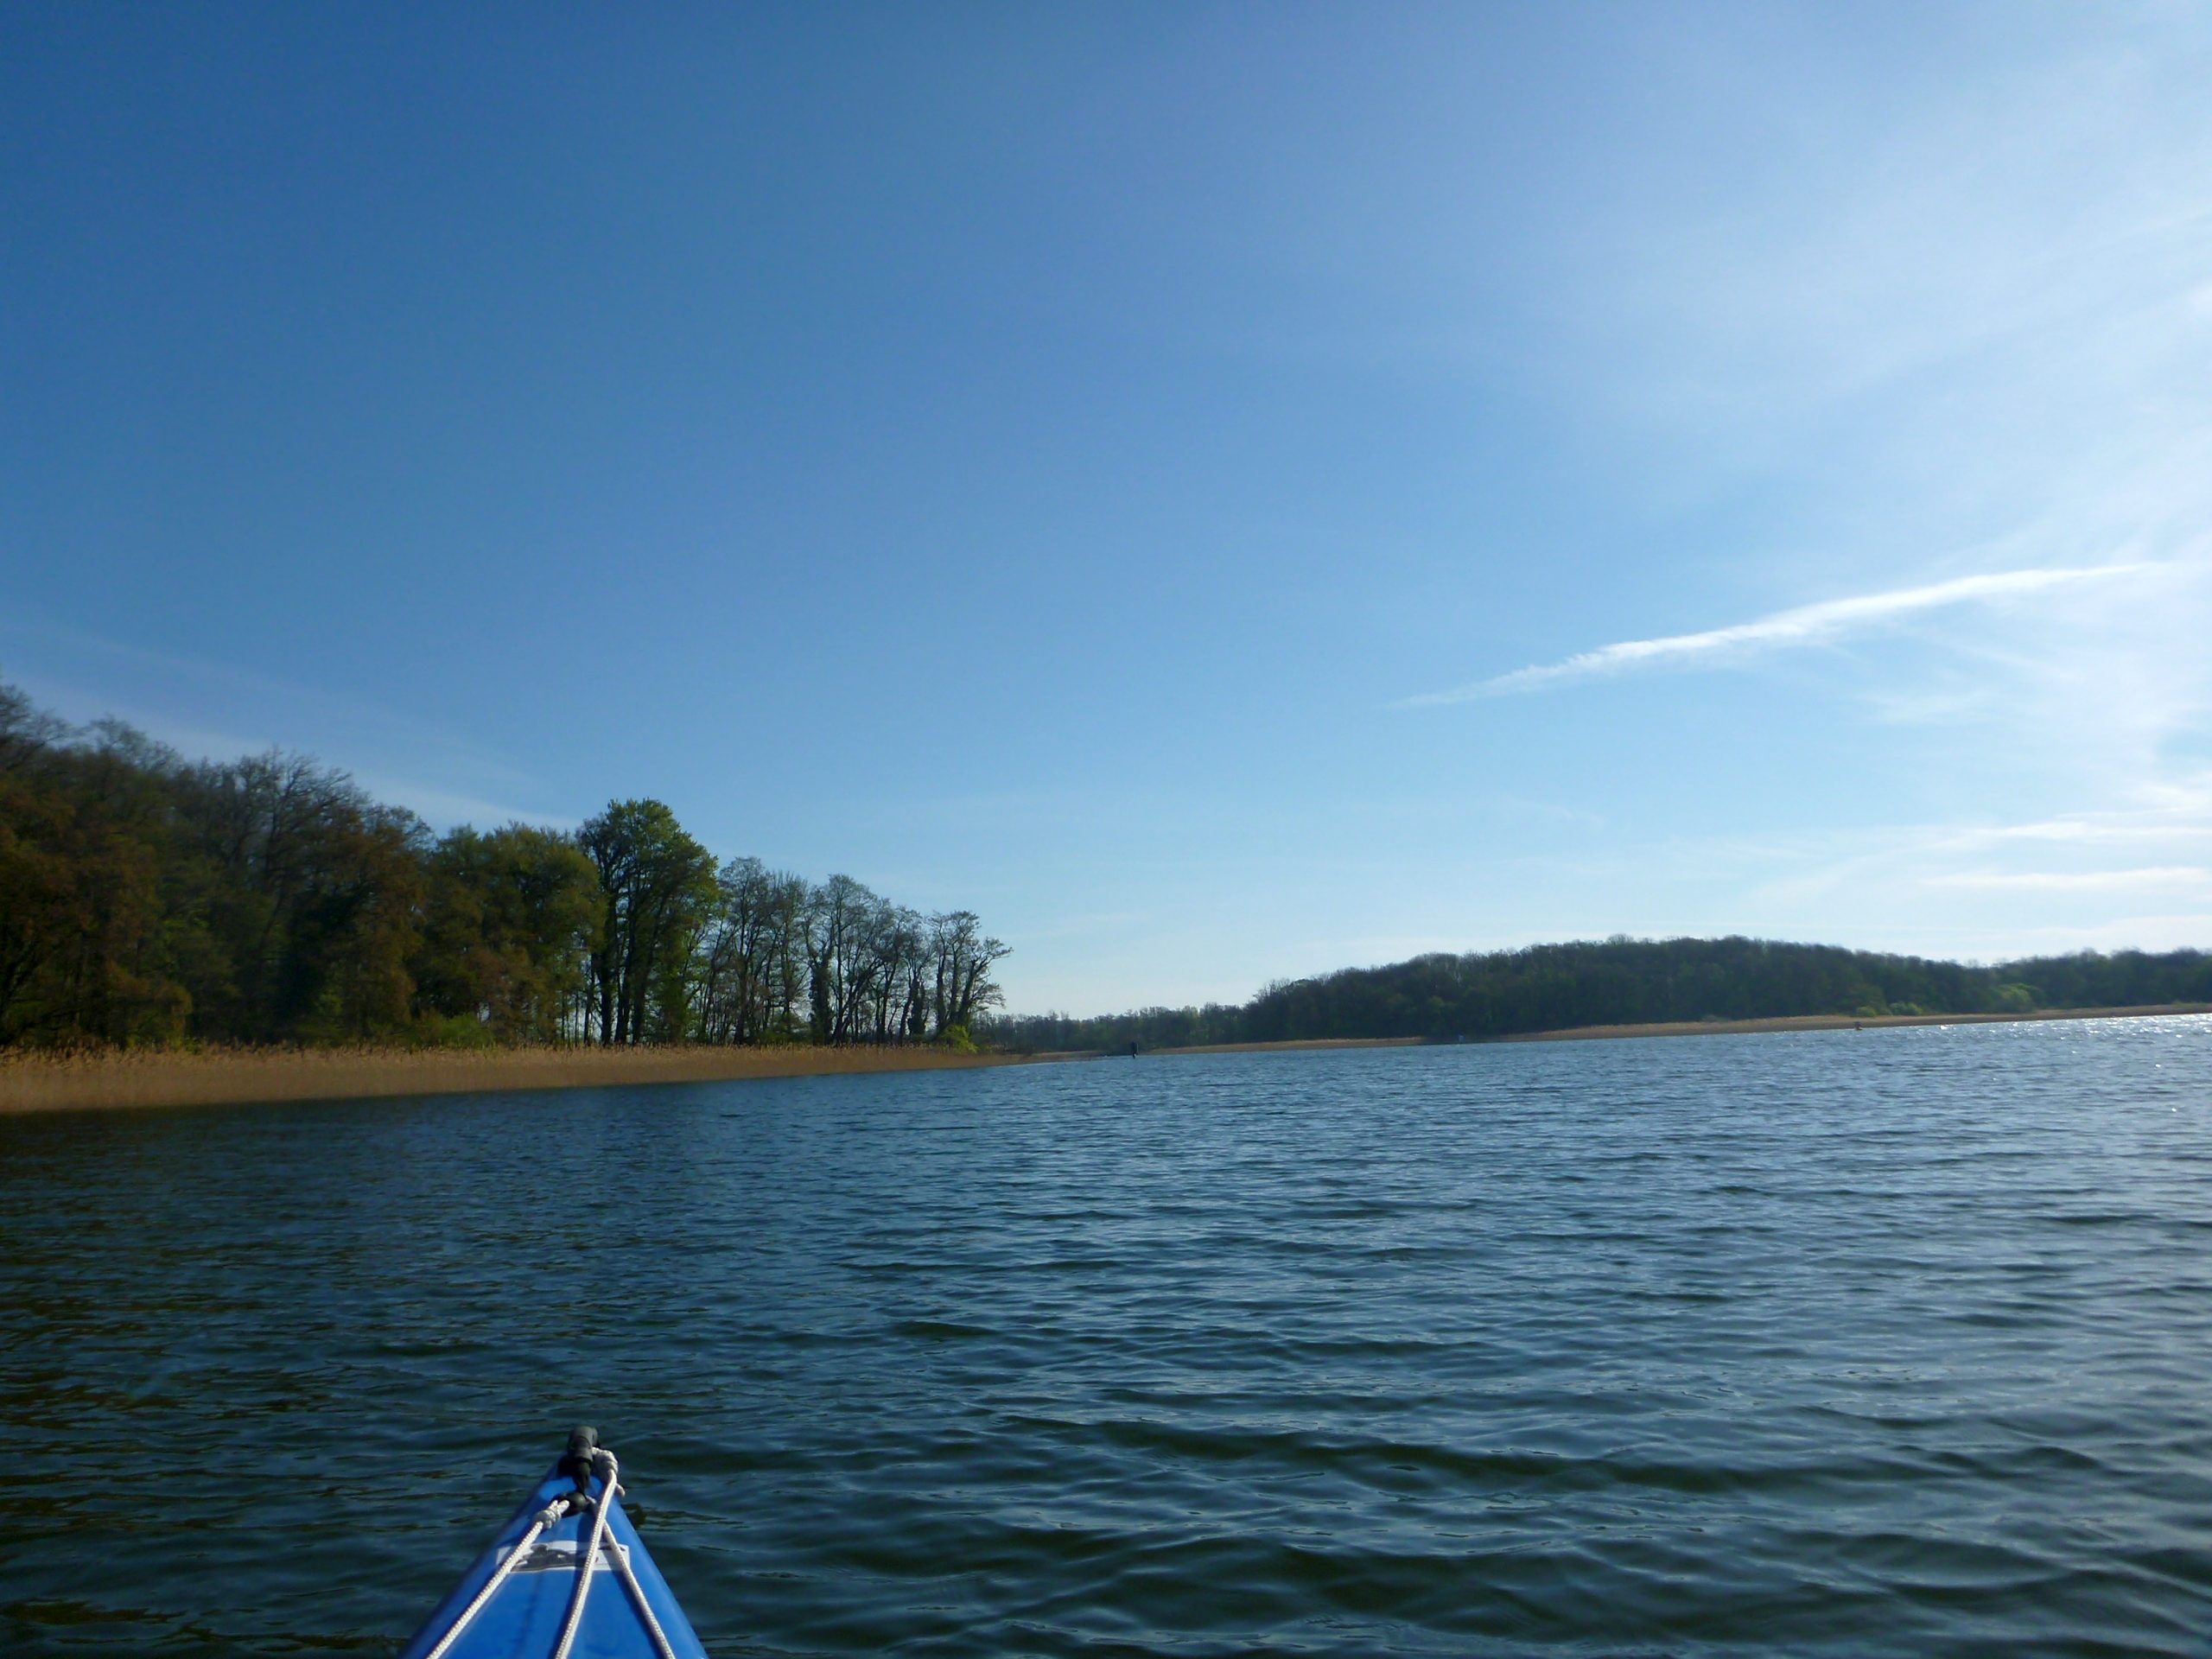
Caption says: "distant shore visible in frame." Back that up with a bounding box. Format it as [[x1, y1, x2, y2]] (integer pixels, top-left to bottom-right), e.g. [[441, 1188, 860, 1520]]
[[1147, 1003, 2212, 1056], [0, 1043, 1037, 1116]]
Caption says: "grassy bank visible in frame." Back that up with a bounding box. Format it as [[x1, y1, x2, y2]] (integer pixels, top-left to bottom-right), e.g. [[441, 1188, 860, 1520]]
[[0, 1043, 1041, 1115], [1141, 1003, 2212, 1056]]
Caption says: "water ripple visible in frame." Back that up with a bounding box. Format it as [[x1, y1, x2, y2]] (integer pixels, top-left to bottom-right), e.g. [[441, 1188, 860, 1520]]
[[5, 1016, 2212, 1655]]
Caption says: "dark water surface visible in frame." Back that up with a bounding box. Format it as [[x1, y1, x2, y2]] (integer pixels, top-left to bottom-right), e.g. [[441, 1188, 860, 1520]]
[[7, 1018, 2212, 1656]]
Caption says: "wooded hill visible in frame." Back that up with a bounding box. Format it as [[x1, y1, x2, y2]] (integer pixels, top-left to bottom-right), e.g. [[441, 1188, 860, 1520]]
[[984, 936, 2212, 1052], [0, 683, 1006, 1051]]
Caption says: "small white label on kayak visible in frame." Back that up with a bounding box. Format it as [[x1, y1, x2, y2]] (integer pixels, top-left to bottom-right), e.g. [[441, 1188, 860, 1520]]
[[494, 1538, 633, 1574]]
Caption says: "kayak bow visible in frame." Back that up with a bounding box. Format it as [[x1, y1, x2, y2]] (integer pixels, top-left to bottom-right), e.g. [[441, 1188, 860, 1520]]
[[400, 1427, 708, 1659]]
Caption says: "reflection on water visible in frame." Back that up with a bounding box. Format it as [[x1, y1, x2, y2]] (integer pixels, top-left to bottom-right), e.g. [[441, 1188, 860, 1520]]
[[6, 1016, 2212, 1656]]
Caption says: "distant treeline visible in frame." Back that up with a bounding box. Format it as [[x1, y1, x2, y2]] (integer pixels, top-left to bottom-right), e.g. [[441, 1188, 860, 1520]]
[[0, 683, 1006, 1050], [983, 936, 2212, 1052]]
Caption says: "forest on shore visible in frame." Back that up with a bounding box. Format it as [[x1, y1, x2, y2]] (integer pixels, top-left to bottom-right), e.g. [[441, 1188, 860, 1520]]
[[11, 680, 2207, 1063], [983, 936, 2212, 1052], [0, 683, 1007, 1051]]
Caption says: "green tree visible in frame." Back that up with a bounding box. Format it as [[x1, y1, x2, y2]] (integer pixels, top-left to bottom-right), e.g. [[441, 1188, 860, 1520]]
[[576, 798, 716, 1046], [416, 823, 603, 1042], [0, 682, 1017, 1058], [171, 751, 429, 1042]]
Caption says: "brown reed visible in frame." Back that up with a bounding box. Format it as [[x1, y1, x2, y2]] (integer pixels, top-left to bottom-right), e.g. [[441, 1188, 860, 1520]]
[[0, 1041, 1048, 1115]]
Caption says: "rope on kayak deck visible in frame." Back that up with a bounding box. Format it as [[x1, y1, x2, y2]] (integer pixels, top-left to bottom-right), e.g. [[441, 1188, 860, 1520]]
[[550, 1447, 620, 1659], [605, 1494, 682, 1659], [420, 1491, 582, 1659], [423, 1427, 680, 1659], [550, 1440, 679, 1659]]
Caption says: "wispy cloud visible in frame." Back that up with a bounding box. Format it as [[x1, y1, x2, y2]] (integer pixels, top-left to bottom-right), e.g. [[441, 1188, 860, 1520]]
[[346, 772, 576, 832], [1402, 563, 2156, 706], [1, 617, 565, 830], [1925, 866, 2210, 893], [1741, 778, 2212, 907]]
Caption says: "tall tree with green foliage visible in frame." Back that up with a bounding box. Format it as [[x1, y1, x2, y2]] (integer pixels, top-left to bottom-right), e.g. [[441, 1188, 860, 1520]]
[[0, 717, 188, 1046], [172, 750, 430, 1042], [415, 823, 603, 1042], [576, 798, 717, 1046]]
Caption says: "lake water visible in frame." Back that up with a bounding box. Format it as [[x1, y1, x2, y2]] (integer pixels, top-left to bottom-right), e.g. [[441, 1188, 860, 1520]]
[[6, 1016, 2212, 1656]]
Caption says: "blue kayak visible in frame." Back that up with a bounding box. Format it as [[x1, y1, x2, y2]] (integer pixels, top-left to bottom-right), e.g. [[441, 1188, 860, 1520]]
[[400, 1429, 708, 1659]]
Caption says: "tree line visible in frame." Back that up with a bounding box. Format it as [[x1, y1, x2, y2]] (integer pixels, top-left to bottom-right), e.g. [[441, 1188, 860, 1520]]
[[0, 683, 1007, 1050], [983, 935, 2212, 1051]]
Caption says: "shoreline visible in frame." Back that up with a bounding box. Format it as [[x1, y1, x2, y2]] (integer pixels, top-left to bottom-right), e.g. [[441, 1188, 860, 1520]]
[[0, 1043, 1040, 1116], [1147, 1003, 2212, 1056], [8, 1003, 2206, 1114], [1486, 1002, 2212, 1045]]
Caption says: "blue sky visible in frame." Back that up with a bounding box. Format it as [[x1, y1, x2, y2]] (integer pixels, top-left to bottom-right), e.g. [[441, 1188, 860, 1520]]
[[6, 3, 2211, 1014]]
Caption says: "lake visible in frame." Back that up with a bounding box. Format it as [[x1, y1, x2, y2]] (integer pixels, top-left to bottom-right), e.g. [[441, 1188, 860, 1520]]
[[6, 1016, 2212, 1655]]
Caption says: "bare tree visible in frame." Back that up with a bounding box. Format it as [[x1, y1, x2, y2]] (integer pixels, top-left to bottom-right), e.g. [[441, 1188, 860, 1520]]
[[929, 910, 1010, 1036]]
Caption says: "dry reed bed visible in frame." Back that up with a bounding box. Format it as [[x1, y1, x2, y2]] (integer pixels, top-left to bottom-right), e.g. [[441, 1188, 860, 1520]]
[[0, 1043, 1038, 1115]]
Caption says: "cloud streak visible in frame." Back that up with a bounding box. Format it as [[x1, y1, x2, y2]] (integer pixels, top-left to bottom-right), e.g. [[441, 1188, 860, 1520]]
[[1402, 563, 2157, 705], [1925, 866, 2209, 893]]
